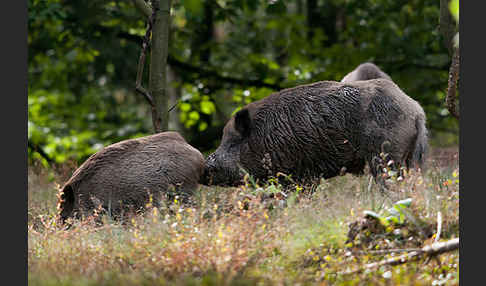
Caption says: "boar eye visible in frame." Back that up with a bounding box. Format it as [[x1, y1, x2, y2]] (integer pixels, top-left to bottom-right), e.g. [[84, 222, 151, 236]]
[[234, 108, 251, 137]]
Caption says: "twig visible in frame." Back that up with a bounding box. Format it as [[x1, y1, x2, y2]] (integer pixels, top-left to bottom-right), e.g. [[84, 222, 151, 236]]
[[28, 139, 54, 164], [367, 175, 373, 192], [338, 238, 459, 275], [135, 54, 154, 105], [89, 23, 283, 90], [134, 4, 156, 107], [435, 211, 442, 243], [168, 100, 180, 112], [354, 248, 423, 255], [167, 55, 283, 90]]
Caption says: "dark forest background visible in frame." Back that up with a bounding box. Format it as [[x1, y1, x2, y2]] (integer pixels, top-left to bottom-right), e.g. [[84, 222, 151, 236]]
[[28, 0, 459, 166]]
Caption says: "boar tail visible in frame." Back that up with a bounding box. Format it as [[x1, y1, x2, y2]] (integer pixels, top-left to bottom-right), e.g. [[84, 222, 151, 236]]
[[57, 184, 75, 224], [412, 116, 428, 171]]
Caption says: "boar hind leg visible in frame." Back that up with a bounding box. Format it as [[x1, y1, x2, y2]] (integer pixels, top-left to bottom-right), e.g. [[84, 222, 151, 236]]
[[366, 140, 401, 193], [346, 158, 367, 176], [58, 185, 75, 223]]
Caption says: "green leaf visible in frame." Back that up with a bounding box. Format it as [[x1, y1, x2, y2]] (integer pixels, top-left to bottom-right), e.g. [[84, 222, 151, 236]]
[[267, 60, 280, 70], [394, 198, 412, 208], [363, 210, 381, 220], [179, 112, 187, 122], [265, 184, 279, 194], [200, 101, 215, 115], [449, 0, 459, 23], [232, 95, 242, 102], [188, 111, 200, 121], [385, 216, 399, 224], [180, 103, 191, 112], [185, 119, 196, 128], [198, 121, 208, 132], [386, 198, 413, 224], [231, 106, 242, 116], [182, 0, 203, 16]]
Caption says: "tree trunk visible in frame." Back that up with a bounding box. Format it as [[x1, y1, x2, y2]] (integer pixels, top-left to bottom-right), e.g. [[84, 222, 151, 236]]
[[439, 0, 459, 119], [149, 0, 171, 132], [446, 47, 460, 119], [439, 0, 457, 56]]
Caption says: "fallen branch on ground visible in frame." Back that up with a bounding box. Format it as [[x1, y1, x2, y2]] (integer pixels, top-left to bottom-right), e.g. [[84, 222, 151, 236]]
[[339, 237, 459, 275], [353, 248, 423, 255]]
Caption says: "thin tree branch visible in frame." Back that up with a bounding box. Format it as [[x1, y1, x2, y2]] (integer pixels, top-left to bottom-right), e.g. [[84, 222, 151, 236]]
[[135, 86, 154, 105], [28, 139, 54, 164], [135, 51, 154, 106], [167, 55, 283, 90], [434, 211, 442, 243], [168, 100, 180, 112], [354, 248, 423, 255], [91, 24, 283, 90], [131, 0, 153, 18], [135, 9, 155, 106]]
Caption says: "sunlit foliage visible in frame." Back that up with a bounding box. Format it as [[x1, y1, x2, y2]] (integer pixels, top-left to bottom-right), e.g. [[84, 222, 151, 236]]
[[28, 0, 458, 165]]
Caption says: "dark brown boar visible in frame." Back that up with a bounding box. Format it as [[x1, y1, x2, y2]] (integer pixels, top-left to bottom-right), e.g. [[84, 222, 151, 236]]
[[202, 79, 427, 186], [341, 62, 392, 82], [58, 131, 204, 222]]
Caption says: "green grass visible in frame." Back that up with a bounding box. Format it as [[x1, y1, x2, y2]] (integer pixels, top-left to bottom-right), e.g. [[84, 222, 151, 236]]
[[28, 148, 459, 286]]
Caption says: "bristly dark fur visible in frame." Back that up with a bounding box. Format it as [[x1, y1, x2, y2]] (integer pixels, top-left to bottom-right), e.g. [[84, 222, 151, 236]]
[[58, 131, 205, 222], [202, 79, 428, 186], [341, 62, 392, 82]]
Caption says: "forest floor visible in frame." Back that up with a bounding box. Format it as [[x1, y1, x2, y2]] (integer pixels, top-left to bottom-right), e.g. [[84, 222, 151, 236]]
[[28, 146, 459, 286]]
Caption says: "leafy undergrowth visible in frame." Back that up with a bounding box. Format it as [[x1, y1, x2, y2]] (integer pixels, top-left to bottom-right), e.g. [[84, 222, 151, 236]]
[[28, 149, 459, 286]]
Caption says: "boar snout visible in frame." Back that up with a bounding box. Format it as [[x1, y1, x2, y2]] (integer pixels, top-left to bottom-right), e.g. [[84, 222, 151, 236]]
[[200, 154, 217, 185], [201, 152, 246, 186]]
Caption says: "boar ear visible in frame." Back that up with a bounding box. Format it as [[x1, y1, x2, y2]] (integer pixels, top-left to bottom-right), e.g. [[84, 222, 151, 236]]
[[234, 108, 252, 137]]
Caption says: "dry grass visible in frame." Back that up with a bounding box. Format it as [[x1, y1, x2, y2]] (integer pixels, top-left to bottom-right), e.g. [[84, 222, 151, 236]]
[[28, 147, 459, 286]]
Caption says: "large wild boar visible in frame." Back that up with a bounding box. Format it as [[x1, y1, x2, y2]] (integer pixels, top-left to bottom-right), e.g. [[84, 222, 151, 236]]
[[202, 78, 428, 186], [58, 131, 204, 222], [341, 62, 392, 82]]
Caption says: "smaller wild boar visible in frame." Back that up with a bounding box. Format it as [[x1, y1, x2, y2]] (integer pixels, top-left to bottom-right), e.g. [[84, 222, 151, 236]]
[[341, 62, 392, 82], [58, 131, 204, 222]]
